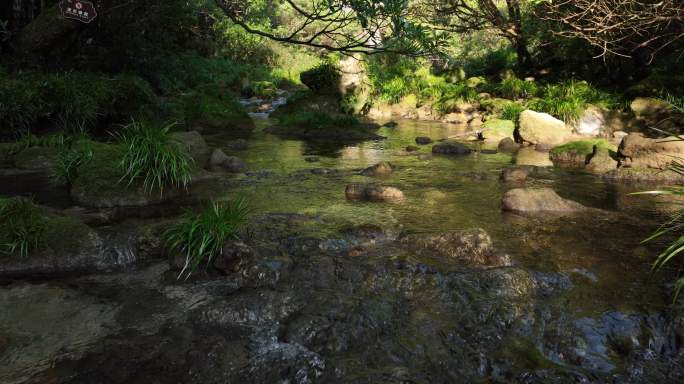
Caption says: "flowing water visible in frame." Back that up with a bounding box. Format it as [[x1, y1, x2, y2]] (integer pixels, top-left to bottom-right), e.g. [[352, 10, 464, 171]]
[[1, 118, 683, 383]]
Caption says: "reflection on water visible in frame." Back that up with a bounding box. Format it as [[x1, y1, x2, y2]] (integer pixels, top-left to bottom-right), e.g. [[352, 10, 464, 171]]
[[205, 118, 673, 316]]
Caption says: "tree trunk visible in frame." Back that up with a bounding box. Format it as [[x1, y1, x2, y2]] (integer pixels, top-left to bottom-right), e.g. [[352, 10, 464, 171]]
[[514, 37, 532, 74]]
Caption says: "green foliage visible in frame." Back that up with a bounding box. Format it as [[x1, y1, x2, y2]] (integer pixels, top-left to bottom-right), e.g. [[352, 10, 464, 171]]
[[501, 103, 526, 125], [496, 77, 538, 99], [528, 80, 624, 123], [300, 62, 341, 94], [51, 139, 94, 186], [463, 47, 518, 77], [277, 111, 360, 129], [179, 91, 250, 129], [366, 56, 478, 110], [162, 198, 250, 280], [0, 197, 48, 257], [116, 120, 194, 195], [0, 71, 155, 138]]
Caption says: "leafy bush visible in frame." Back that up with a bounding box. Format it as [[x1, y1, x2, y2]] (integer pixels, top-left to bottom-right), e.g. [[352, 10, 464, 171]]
[[528, 80, 623, 123], [496, 77, 538, 99], [163, 198, 250, 280], [117, 120, 194, 195], [0, 71, 155, 138], [300, 62, 341, 94], [0, 197, 48, 257]]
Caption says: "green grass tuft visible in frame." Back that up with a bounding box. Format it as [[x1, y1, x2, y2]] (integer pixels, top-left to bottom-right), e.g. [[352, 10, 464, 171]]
[[163, 198, 250, 280], [528, 80, 624, 123], [496, 77, 538, 99], [116, 120, 194, 195], [500, 103, 526, 125], [0, 197, 48, 257]]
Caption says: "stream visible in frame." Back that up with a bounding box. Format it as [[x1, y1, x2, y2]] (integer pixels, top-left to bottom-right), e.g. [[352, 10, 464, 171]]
[[1, 117, 684, 383]]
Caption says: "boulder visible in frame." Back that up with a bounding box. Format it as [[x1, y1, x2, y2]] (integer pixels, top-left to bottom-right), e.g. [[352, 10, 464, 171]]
[[207, 149, 248, 173], [170, 131, 210, 167], [502, 188, 586, 214], [481, 119, 515, 141], [550, 139, 616, 168], [401, 228, 511, 267], [360, 161, 394, 177], [345, 183, 405, 203], [226, 139, 248, 151], [14, 147, 58, 170], [382, 121, 399, 128], [405, 145, 420, 152], [585, 147, 618, 174], [630, 98, 683, 132], [618, 133, 684, 169], [415, 136, 433, 145], [500, 167, 528, 182], [519, 110, 572, 146], [432, 140, 472, 156], [498, 138, 521, 153]]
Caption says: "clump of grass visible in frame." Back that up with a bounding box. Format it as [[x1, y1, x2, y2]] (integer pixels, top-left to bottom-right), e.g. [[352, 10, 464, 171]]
[[529, 80, 624, 123], [163, 198, 250, 280], [116, 120, 194, 195], [277, 111, 360, 129], [51, 139, 94, 186], [501, 102, 526, 125], [0, 197, 48, 257], [496, 77, 538, 99]]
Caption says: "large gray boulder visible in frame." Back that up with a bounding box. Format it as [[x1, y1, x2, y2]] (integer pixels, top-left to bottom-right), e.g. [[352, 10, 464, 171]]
[[519, 110, 572, 146], [502, 188, 586, 214]]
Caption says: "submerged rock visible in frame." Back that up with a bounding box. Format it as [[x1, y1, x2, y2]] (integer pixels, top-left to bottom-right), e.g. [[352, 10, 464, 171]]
[[432, 140, 472, 155], [498, 137, 521, 153], [500, 167, 528, 182], [519, 110, 572, 146], [502, 188, 586, 214], [402, 228, 511, 267], [415, 136, 433, 145], [208, 149, 248, 173], [345, 183, 405, 202], [360, 161, 394, 177]]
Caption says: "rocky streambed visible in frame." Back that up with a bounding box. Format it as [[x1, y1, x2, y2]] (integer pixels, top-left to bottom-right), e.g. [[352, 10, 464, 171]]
[[1, 119, 684, 383]]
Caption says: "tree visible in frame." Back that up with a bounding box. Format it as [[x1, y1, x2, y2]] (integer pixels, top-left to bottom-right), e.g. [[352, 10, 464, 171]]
[[417, 0, 534, 70], [542, 0, 684, 64], [213, 0, 442, 55]]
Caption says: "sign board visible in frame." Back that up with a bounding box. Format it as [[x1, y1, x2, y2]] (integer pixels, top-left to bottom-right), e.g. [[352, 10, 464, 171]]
[[59, 0, 98, 24]]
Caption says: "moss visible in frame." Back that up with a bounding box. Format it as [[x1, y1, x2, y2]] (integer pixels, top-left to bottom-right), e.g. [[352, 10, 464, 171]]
[[42, 214, 96, 256], [481, 119, 514, 139], [550, 139, 617, 157], [183, 93, 254, 134]]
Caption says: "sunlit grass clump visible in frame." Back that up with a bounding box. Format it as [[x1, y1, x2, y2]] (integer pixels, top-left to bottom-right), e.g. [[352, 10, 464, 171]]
[[117, 120, 194, 195], [163, 198, 250, 280], [529, 80, 624, 123], [0, 197, 48, 257]]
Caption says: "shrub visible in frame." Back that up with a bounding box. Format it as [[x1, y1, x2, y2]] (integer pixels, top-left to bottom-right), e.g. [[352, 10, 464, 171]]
[[163, 198, 250, 280], [496, 77, 538, 99], [116, 120, 194, 195], [529, 80, 623, 123], [0, 197, 48, 257], [300, 62, 341, 94]]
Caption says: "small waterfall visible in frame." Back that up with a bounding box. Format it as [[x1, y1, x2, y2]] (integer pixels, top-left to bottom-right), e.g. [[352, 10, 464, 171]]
[[239, 90, 290, 119]]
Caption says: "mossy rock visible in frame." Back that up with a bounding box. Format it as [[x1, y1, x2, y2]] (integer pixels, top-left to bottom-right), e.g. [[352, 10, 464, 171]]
[[0, 209, 105, 276], [300, 63, 341, 95], [14, 146, 59, 170], [0, 143, 17, 167], [481, 119, 514, 140], [184, 93, 254, 136], [70, 142, 182, 208], [268, 111, 382, 141], [549, 139, 617, 167]]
